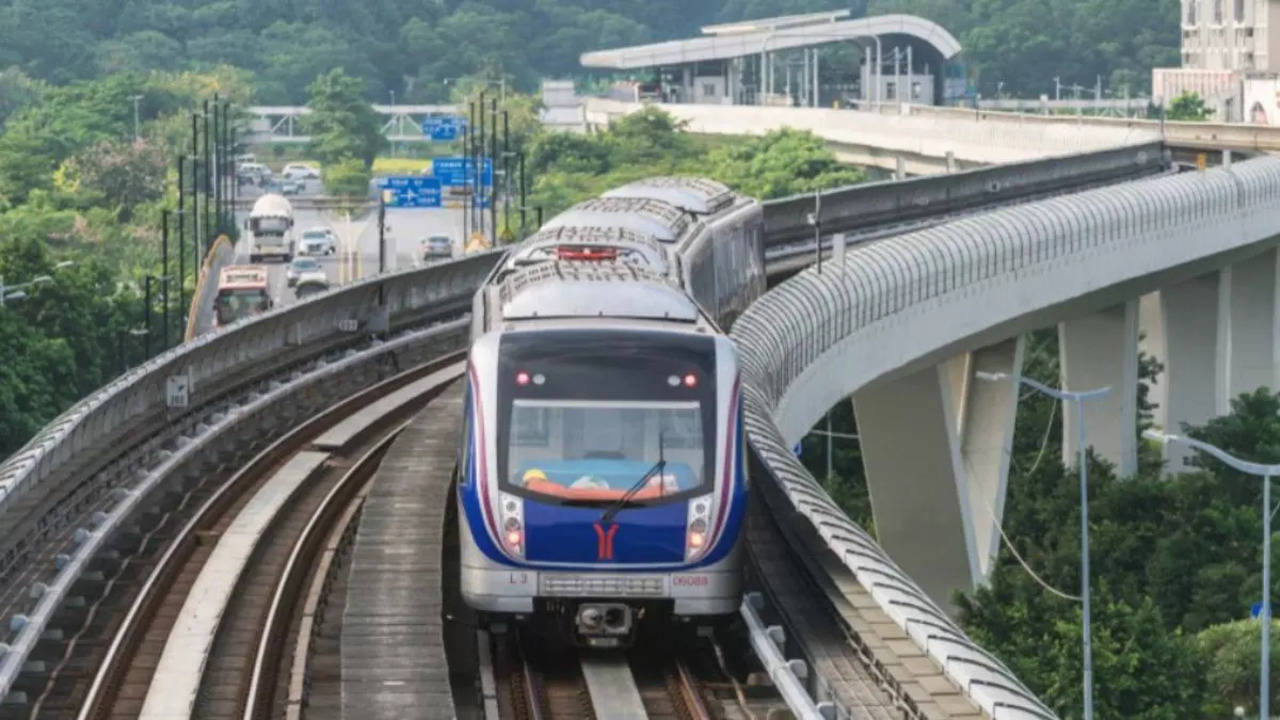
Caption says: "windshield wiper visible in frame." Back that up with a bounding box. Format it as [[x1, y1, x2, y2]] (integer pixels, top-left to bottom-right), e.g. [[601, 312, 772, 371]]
[[598, 433, 665, 526]]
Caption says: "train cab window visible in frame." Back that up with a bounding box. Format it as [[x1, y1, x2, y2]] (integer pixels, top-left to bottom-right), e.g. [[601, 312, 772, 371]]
[[507, 399, 704, 503]]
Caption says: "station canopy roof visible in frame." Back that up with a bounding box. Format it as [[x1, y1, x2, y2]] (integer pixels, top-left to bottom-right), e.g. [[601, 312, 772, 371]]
[[580, 13, 962, 70]]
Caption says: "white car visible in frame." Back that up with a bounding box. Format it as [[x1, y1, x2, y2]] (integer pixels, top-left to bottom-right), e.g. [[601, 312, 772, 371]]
[[294, 269, 330, 299], [300, 228, 336, 255], [282, 163, 321, 180], [285, 256, 322, 287]]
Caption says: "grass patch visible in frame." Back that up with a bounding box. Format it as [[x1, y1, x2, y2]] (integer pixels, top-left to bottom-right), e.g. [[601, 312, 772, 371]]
[[372, 157, 433, 175]]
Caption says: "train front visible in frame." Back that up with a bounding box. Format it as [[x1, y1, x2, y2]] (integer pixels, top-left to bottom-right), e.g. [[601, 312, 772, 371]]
[[459, 327, 745, 647]]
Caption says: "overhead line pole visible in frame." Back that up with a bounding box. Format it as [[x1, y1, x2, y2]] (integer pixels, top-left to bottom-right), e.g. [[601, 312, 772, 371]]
[[490, 97, 497, 247], [177, 157, 185, 340], [161, 209, 170, 351], [202, 102, 211, 248], [212, 94, 221, 234]]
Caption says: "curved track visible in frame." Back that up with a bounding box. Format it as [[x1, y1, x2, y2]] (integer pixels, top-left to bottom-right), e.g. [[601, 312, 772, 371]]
[[54, 353, 466, 720]]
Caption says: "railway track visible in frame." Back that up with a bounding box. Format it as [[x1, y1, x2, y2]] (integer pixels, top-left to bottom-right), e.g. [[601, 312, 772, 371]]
[[491, 629, 773, 720], [30, 352, 468, 720]]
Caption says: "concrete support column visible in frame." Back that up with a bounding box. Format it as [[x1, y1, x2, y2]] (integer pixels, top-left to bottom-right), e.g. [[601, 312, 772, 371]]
[[1217, 249, 1280, 412], [1059, 301, 1139, 477], [1158, 274, 1220, 471], [853, 337, 1023, 609]]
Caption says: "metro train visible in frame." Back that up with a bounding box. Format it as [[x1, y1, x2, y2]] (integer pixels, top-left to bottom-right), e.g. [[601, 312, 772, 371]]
[[456, 177, 766, 647]]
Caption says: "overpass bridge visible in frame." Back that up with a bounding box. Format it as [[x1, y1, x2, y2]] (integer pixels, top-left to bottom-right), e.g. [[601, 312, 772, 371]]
[[244, 104, 459, 145], [3, 139, 1280, 718]]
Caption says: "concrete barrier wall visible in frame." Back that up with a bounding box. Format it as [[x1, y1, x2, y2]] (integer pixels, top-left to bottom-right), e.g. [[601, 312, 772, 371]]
[[0, 251, 502, 551], [185, 235, 237, 341], [585, 98, 1161, 167]]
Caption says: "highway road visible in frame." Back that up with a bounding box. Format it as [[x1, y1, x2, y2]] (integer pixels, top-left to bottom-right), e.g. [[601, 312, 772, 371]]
[[232, 181, 466, 310]]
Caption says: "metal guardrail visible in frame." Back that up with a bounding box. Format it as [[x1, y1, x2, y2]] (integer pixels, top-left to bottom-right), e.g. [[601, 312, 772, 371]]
[[732, 155, 1280, 719], [741, 593, 834, 720], [876, 102, 1280, 153], [0, 252, 502, 577], [760, 141, 1168, 246]]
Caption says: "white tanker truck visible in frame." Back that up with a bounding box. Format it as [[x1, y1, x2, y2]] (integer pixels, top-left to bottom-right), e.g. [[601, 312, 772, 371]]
[[245, 193, 295, 262]]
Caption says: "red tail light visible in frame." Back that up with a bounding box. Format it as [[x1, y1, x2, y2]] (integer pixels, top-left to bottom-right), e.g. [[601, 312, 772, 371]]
[[557, 246, 618, 261]]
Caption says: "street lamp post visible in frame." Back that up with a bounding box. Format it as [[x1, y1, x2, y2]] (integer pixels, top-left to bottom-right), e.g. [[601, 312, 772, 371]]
[[1145, 429, 1280, 719], [977, 371, 1109, 720], [0, 262, 73, 306]]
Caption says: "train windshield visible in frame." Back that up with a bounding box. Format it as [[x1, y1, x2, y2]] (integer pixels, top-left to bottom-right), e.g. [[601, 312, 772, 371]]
[[507, 399, 704, 502], [496, 329, 717, 506]]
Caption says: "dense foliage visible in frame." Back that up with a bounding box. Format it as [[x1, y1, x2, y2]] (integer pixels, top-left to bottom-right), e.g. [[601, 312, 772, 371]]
[[0, 69, 251, 458], [526, 106, 866, 220], [0, 0, 1181, 102], [869, 0, 1180, 95], [803, 327, 1280, 717]]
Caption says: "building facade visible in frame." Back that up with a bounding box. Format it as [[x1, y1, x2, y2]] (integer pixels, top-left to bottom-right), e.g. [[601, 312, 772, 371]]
[[1154, 0, 1280, 122]]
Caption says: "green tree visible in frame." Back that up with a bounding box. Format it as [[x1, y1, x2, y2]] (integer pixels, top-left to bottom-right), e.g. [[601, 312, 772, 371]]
[[322, 158, 371, 197], [303, 68, 386, 169], [709, 128, 866, 199], [1167, 91, 1213, 121], [1198, 619, 1280, 716], [54, 138, 167, 220]]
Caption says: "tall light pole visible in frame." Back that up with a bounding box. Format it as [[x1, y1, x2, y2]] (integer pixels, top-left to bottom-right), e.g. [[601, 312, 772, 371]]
[[130, 95, 143, 141], [1145, 429, 1280, 719], [977, 371, 1109, 720]]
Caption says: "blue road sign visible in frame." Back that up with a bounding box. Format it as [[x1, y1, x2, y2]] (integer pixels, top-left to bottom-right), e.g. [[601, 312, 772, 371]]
[[432, 156, 492, 187], [422, 115, 466, 142], [1253, 601, 1267, 619], [376, 176, 441, 208]]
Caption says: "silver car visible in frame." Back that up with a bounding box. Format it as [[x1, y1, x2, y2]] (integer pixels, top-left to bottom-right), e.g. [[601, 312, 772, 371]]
[[285, 256, 321, 287], [422, 235, 453, 261]]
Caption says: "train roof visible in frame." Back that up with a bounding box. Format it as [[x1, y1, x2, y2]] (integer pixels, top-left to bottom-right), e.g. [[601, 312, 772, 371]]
[[541, 197, 690, 242], [601, 176, 735, 214], [503, 226, 670, 275], [498, 261, 698, 322]]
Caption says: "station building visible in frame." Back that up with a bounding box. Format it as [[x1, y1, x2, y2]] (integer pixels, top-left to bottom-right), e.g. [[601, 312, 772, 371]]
[[578, 11, 966, 109]]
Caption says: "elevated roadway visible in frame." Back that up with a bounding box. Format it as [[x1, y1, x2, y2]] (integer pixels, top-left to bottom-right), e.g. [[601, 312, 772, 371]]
[[586, 98, 1280, 174], [7, 143, 1280, 718]]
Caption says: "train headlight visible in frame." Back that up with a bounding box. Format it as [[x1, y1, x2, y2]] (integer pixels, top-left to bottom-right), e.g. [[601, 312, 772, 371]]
[[499, 492, 525, 558], [685, 494, 713, 561]]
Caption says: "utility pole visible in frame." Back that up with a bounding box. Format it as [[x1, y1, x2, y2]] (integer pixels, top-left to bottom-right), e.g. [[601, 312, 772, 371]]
[[518, 151, 527, 237], [378, 190, 386, 277], [202, 101, 211, 244], [191, 114, 200, 254], [502, 110, 510, 241], [465, 114, 476, 243], [478, 91, 486, 236], [212, 94, 221, 234], [490, 97, 497, 247], [177, 157, 185, 338], [142, 276, 153, 359], [130, 94, 143, 141], [1054, 76, 1061, 102], [162, 209, 170, 351]]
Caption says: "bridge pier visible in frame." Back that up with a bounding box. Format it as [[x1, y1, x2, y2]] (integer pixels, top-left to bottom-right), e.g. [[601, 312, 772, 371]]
[[852, 337, 1023, 609], [1217, 249, 1280, 411], [1155, 274, 1221, 471], [1058, 300, 1139, 477]]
